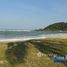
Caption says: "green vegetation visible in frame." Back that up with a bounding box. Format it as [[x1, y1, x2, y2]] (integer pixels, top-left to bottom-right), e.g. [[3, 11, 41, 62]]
[[0, 38, 67, 67], [36, 22, 67, 31]]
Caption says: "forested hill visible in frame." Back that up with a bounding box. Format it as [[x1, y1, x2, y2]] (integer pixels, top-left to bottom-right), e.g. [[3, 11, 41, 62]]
[[37, 22, 67, 31]]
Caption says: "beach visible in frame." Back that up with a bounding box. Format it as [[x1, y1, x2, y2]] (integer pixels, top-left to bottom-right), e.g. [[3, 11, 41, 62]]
[[47, 34, 67, 39], [0, 34, 66, 67]]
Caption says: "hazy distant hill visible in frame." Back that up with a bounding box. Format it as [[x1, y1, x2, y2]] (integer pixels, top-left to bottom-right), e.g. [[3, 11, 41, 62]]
[[36, 22, 67, 31]]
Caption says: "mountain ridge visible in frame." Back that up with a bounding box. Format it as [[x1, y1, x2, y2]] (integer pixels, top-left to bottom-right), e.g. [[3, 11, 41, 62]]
[[36, 22, 67, 31]]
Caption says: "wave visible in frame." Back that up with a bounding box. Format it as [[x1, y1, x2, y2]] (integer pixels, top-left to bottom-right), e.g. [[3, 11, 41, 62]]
[[0, 33, 67, 42]]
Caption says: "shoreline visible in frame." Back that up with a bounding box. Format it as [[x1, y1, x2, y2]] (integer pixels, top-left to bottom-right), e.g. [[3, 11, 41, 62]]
[[0, 34, 67, 42], [0, 36, 46, 42]]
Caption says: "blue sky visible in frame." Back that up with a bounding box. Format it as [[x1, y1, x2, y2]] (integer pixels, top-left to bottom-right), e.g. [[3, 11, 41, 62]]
[[0, 0, 67, 30]]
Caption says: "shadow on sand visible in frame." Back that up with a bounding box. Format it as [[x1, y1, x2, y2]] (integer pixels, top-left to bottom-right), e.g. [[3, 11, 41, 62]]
[[30, 41, 62, 55], [30, 41, 67, 67], [5, 42, 28, 66]]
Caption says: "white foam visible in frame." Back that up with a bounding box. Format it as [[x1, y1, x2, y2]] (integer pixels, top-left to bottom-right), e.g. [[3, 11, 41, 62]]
[[0, 36, 46, 42], [0, 33, 67, 42]]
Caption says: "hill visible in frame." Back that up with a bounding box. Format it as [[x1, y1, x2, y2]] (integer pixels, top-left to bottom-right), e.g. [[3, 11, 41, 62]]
[[36, 22, 67, 31]]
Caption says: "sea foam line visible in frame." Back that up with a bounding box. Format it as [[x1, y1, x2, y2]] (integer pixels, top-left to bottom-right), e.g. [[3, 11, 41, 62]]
[[0, 36, 46, 42], [0, 34, 67, 42]]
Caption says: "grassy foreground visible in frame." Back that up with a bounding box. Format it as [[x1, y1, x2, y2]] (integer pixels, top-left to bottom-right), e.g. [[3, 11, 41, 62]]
[[0, 38, 67, 67]]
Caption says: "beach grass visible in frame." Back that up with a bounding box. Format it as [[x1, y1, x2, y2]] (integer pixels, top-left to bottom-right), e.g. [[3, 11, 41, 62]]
[[0, 38, 66, 67]]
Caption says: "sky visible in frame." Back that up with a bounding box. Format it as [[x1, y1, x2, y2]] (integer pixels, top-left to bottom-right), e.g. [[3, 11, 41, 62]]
[[0, 0, 67, 30]]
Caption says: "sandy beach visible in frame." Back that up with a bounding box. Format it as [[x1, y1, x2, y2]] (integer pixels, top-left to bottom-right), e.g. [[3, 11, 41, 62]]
[[47, 34, 67, 39]]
